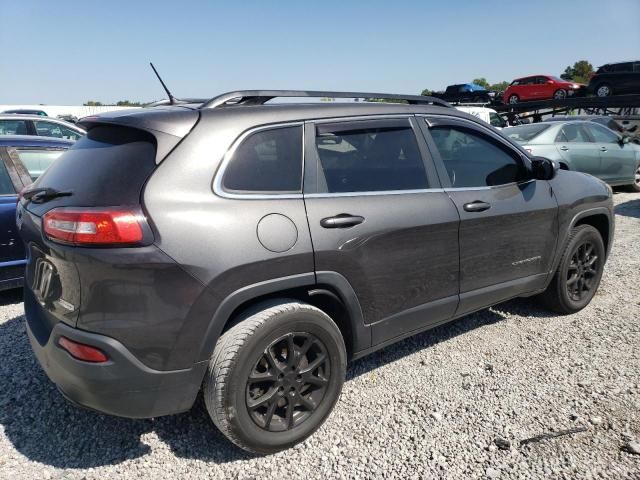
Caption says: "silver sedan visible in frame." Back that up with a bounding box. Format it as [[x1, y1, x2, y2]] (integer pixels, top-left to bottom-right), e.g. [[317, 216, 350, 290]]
[[504, 120, 640, 192]]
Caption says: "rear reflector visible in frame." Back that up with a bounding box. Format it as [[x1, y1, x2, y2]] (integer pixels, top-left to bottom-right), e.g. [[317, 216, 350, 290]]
[[43, 208, 144, 245], [58, 336, 109, 363]]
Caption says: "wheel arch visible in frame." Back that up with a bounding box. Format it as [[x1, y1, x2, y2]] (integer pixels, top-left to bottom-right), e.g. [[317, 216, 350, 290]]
[[196, 272, 370, 364], [571, 209, 612, 257]]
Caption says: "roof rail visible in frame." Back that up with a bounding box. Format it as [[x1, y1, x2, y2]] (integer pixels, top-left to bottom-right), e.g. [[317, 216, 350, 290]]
[[145, 98, 210, 108], [198, 90, 452, 110]]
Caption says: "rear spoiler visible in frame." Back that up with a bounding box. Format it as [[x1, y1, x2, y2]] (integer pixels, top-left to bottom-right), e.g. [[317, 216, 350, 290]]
[[79, 107, 199, 164]]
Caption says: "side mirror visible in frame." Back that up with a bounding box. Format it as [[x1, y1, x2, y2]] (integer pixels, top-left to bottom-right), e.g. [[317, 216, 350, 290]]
[[547, 80, 554, 84], [620, 135, 630, 145], [531, 156, 557, 180]]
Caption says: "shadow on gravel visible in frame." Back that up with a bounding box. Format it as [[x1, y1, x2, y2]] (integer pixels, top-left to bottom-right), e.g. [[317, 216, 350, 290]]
[[347, 305, 509, 381], [0, 295, 556, 468], [614, 199, 640, 219], [0, 315, 252, 469], [0, 288, 23, 307]]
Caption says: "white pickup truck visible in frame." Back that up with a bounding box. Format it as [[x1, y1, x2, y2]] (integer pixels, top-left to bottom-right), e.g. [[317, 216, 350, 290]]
[[455, 106, 508, 129]]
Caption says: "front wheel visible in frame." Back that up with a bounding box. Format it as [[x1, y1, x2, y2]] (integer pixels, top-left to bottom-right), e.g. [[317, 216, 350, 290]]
[[538, 225, 605, 314], [204, 300, 347, 454], [629, 164, 640, 192], [554, 89, 567, 100], [508, 94, 519, 104]]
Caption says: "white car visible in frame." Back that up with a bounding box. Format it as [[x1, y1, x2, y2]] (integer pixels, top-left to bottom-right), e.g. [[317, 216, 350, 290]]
[[455, 106, 507, 129]]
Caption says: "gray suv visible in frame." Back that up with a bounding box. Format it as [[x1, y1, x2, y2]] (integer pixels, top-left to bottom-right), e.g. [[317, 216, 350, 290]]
[[17, 90, 614, 453]]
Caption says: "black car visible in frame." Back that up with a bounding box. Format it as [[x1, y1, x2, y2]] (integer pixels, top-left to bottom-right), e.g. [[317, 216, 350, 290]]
[[431, 83, 494, 104], [18, 90, 614, 454], [588, 60, 640, 97]]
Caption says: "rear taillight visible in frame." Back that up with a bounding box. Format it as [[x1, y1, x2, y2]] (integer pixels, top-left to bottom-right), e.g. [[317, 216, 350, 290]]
[[43, 208, 145, 245], [58, 336, 109, 363]]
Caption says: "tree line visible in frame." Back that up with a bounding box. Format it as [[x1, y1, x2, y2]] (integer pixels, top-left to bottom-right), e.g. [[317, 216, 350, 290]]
[[421, 60, 595, 95]]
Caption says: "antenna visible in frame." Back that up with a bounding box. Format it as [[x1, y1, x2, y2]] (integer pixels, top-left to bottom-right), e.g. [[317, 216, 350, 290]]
[[149, 62, 175, 105]]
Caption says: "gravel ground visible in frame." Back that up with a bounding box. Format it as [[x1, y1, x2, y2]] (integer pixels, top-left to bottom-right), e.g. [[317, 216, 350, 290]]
[[1, 192, 639, 480]]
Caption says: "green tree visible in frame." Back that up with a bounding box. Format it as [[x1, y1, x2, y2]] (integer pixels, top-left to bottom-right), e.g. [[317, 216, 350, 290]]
[[472, 78, 490, 89], [560, 60, 594, 83], [116, 100, 143, 107], [83, 100, 103, 106], [420, 88, 432, 96], [489, 81, 509, 92]]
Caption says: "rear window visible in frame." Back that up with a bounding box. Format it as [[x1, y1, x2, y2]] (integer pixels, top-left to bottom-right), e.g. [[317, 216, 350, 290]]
[[504, 124, 551, 143], [31, 125, 156, 207]]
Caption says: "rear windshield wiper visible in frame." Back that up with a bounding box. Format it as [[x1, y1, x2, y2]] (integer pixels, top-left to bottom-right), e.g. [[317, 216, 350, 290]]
[[22, 187, 73, 204]]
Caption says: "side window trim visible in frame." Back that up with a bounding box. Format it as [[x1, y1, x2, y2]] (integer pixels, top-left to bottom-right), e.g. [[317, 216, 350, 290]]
[[213, 122, 304, 200], [0, 147, 22, 194], [304, 115, 441, 197], [419, 115, 533, 191]]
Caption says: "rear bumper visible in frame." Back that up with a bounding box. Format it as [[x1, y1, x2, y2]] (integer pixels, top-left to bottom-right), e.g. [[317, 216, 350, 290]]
[[26, 318, 207, 418]]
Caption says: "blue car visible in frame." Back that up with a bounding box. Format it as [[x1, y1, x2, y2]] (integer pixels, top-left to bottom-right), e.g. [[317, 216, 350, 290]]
[[0, 135, 73, 290]]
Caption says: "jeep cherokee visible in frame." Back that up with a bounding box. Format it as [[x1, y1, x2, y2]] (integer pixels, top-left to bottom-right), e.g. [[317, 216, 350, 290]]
[[17, 90, 614, 453]]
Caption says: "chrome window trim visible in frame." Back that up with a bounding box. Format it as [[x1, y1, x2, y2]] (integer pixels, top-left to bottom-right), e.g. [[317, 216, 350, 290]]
[[444, 179, 536, 192], [305, 188, 444, 199], [213, 121, 305, 200], [310, 114, 414, 124]]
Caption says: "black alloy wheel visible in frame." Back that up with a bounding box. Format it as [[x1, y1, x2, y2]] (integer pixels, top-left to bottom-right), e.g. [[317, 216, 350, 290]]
[[246, 332, 330, 432], [566, 241, 599, 302]]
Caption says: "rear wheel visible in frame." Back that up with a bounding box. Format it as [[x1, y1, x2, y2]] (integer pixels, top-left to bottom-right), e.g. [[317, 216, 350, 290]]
[[596, 84, 612, 97], [508, 94, 519, 104], [204, 300, 347, 454], [539, 225, 605, 314], [554, 89, 567, 100]]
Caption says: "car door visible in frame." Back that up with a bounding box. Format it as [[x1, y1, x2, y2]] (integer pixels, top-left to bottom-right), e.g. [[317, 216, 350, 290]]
[[0, 147, 30, 268], [585, 123, 637, 184], [554, 123, 602, 176], [534, 76, 550, 99], [420, 116, 558, 315], [303, 116, 461, 346]]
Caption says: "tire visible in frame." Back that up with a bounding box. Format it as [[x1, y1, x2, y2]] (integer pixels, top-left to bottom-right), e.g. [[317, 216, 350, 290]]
[[508, 94, 519, 104], [554, 89, 567, 100], [204, 300, 347, 454], [539, 225, 605, 314], [627, 164, 640, 192], [596, 84, 612, 97]]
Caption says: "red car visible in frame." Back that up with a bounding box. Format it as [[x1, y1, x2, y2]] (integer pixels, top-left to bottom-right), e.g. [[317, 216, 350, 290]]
[[504, 75, 584, 104]]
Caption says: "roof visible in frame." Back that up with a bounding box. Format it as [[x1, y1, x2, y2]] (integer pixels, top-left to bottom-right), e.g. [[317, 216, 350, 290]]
[[0, 135, 75, 148]]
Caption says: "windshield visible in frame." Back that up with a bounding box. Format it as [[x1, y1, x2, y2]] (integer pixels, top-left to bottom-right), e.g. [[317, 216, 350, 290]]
[[550, 76, 565, 82], [504, 124, 551, 143]]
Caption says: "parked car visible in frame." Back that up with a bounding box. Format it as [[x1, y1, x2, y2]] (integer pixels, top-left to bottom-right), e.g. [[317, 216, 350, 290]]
[[2, 109, 48, 116], [504, 75, 584, 104], [544, 115, 639, 144], [504, 121, 640, 191], [431, 83, 494, 103], [455, 106, 507, 128], [0, 135, 73, 291], [0, 115, 85, 141], [19, 90, 614, 454], [587, 60, 640, 97]]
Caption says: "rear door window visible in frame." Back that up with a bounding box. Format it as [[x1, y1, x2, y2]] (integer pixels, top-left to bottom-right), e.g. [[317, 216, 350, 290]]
[[0, 160, 16, 195], [0, 119, 29, 135], [314, 119, 429, 193], [556, 124, 592, 143], [221, 125, 302, 193]]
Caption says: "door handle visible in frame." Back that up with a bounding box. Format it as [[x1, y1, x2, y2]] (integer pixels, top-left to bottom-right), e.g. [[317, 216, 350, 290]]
[[600, 146, 607, 152], [320, 214, 365, 229], [559, 146, 569, 151], [463, 201, 491, 213]]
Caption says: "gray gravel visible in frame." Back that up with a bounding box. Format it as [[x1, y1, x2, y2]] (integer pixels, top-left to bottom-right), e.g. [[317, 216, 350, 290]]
[[1, 192, 639, 479]]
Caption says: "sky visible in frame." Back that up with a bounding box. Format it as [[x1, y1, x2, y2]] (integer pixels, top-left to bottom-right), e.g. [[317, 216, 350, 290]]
[[1, 0, 639, 105]]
